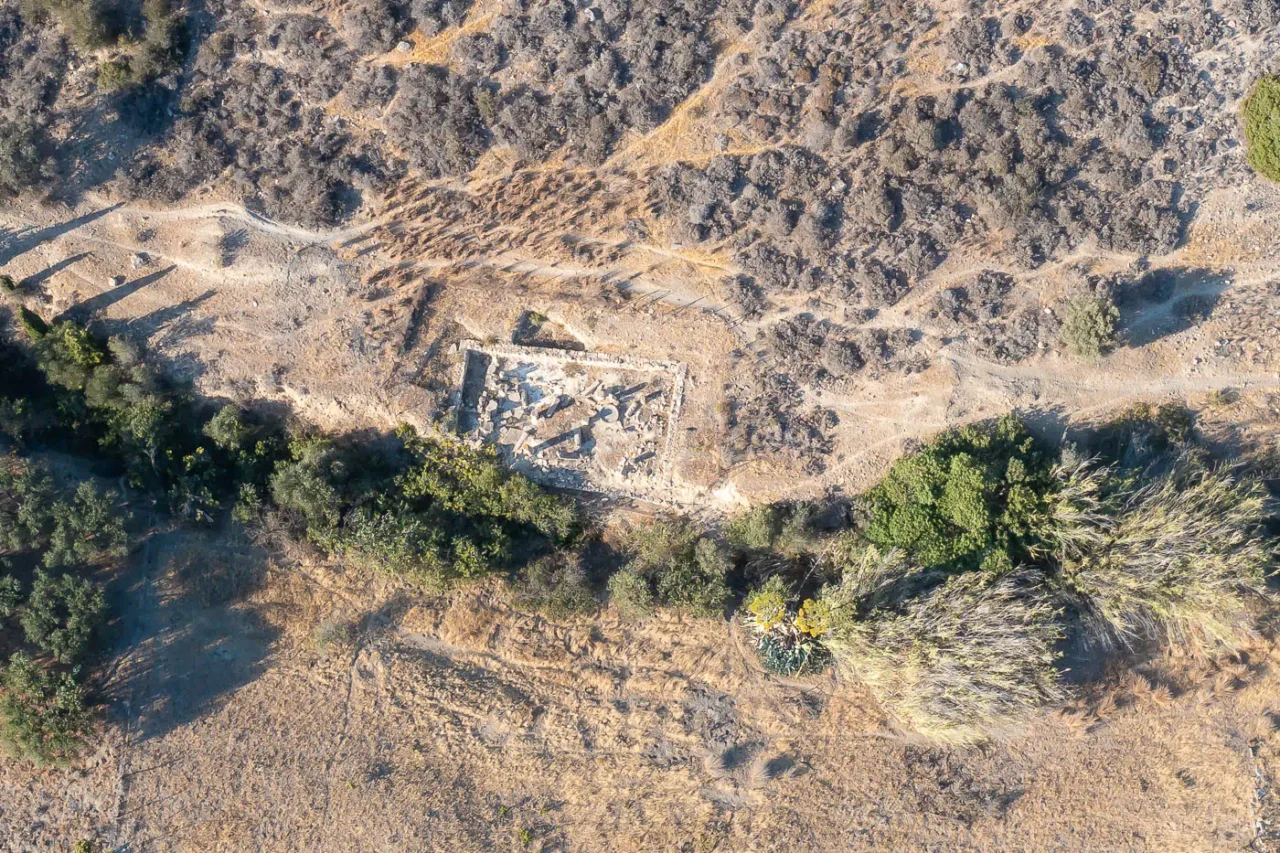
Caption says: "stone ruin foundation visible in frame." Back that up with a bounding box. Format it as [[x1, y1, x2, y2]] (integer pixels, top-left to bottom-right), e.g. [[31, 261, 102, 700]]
[[454, 341, 688, 497]]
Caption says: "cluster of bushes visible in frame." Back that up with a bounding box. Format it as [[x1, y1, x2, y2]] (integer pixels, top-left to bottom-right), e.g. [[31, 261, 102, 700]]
[[0, 308, 589, 764], [553, 408, 1271, 745], [17, 0, 187, 85], [0, 455, 123, 765], [727, 412, 1276, 742], [605, 519, 730, 620], [2, 309, 582, 587], [96, 0, 189, 91], [4, 309, 1274, 749], [270, 426, 581, 588]]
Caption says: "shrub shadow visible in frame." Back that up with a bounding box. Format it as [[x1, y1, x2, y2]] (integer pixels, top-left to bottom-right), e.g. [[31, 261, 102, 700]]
[[1118, 267, 1230, 347]]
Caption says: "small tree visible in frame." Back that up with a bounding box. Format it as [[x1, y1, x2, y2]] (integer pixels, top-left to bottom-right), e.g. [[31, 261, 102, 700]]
[[1243, 75, 1280, 183], [21, 571, 106, 664], [0, 653, 91, 766], [44, 481, 127, 568], [1061, 295, 1119, 358], [0, 572, 21, 618]]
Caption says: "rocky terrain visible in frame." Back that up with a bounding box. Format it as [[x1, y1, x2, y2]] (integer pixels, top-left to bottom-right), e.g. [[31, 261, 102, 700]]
[[2, 0, 1280, 847]]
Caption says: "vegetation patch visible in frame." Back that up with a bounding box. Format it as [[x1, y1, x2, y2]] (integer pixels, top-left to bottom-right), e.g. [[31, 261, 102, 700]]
[[1061, 294, 1120, 358], [507, 550, 596, 619], [609, 518, 730, 619], [1244, 75, 1280, 183], [1052, 455, 1274, 651], [741, 575, 831, 675], [864, 415, 1056, 573], [734, 409, 1276, 743], [819, 547, 1064, 744]]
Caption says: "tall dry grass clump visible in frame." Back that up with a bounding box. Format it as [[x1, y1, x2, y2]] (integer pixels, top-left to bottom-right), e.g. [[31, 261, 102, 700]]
[[819, 545, 1064, 744], [1053, 455, 1275, 651]]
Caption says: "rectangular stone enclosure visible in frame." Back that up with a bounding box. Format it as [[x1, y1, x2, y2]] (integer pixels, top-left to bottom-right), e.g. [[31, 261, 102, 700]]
[[455, 341, 687, 496]]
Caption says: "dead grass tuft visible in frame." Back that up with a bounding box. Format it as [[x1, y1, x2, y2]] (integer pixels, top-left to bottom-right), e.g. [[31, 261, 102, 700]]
[[1054, 455, 1276, 652], [821, 548, 1064, 744]]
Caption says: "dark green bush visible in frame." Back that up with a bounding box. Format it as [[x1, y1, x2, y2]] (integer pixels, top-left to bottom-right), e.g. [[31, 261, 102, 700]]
[[0, 456, 56, 552], [21, 570, 106, 664], [0, 574, 21, 618], [725, 502, 816, 558], [865, 415, 1056, 573], [1244, 75, 1280, 183], [17, 307, 49, 341], [44, 481, 127, 568], [726, 505, 780, 550], [0, 652, 91, 766], [606, 568, 655, 620], [613, 519, 730, 618], [508, 550, 595, 619], [272, 428, 579, 587]]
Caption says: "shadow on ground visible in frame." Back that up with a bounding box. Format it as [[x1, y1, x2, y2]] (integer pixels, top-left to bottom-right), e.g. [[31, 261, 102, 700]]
[[100, 528, 280, 742], [1118, 267, 1231, 348]]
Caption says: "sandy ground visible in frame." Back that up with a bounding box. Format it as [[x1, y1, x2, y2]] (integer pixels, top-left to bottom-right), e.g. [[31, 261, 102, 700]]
[[0, 528, 1277, 852]]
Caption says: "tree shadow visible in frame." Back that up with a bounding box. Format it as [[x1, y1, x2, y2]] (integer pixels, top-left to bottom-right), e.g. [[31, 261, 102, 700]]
[[19, 252, 94, 291], [58, 266, 177, 322], [0, 205, 123, 266], [99, 527, 281, 742], [99, 288, 217, 343], [1118, 267, 1230, 347]]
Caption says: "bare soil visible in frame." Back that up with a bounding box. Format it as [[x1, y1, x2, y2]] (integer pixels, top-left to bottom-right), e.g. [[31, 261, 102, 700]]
[[2, 530, 1278, 851]]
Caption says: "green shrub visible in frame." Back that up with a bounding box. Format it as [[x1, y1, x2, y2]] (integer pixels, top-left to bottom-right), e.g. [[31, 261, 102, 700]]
[[726, 505, 779, 550], [0, 274, 17, 293], [508, 550, 595, 619], [33, 321, 109, 392], [20, 571, 106, 664], [204, 404, 252, 452], [97, 58, 133, 92], [656, 537, 731, 617], [270, 437, 343, 532], [1054, 456, 1275, 650], [820, 547, 1064, 744], [864, 415, 1056, 572], [0, 652, 91, 766], [273, 428, 579, 588], [1061, 295, 1120, 358], [0, 455, 56, 552], [0, 574, 21, 618], [606, 568, 654, 620], [17, 307, 49, 341], [1244, 75, 1280, 183], [44, 481, 127, 568], [615, 519, 730, 618], [726, 502, 817, 558]]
